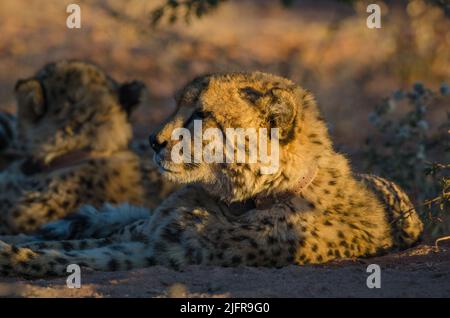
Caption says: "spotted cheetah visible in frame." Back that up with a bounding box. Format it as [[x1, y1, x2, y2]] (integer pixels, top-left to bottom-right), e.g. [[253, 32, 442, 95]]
[[0, 72, 423, 277], [0, 60, 174, 235], [0, 111, 18, 170]]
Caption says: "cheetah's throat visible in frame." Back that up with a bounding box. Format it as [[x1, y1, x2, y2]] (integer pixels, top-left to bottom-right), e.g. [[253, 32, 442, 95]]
[[254, 163, 318, 209]]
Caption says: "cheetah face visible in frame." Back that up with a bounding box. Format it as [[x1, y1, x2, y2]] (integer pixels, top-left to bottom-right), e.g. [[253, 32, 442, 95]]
[[150, 72, 305, 202], [14, 60, 147, 163]]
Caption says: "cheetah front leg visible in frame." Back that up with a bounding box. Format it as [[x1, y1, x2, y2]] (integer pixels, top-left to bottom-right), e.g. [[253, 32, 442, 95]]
[[0, 234, 39, 245], [37, 203, 151, 240], [152, 199, 389, 267], [143, 204, 307, 268]]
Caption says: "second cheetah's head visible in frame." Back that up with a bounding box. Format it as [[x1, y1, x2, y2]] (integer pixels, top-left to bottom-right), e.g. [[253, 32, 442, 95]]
[[14, 60, 147, 164], [149, 72, 332, 203]]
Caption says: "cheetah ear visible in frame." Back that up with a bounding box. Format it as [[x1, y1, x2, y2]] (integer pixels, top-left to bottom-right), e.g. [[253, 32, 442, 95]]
[[240, 86, 297, 142], [15, 79, 46, 122], [118, 80, 148, 117], [265, 87, 298, 142]]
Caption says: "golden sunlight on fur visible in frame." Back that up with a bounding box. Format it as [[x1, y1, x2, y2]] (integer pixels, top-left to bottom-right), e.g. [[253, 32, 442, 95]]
[[0, 72, 422, 277]]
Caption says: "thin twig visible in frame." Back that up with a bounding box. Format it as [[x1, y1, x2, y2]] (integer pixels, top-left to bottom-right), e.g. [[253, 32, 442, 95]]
[[389, 196, 443, 224], [434, 235, 450, 250]]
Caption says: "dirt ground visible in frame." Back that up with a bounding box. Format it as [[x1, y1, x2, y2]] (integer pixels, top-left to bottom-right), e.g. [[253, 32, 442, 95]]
[[0, 241, 449, 298]]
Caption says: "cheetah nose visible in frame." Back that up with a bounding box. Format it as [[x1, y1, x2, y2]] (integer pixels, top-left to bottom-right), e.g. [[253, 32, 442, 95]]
[[149, 133, 167, 153]]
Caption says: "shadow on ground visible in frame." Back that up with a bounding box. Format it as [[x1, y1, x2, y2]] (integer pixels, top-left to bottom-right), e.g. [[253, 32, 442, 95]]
[[0, 242, 449, 298]]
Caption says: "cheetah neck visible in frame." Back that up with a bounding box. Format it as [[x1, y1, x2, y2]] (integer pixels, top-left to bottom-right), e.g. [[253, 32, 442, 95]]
[[253, 163, 319, 209]]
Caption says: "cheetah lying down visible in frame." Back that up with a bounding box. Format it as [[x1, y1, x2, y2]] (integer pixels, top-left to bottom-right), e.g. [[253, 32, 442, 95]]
[[0, 72, 423, 277], [0, 60, 174, 235]]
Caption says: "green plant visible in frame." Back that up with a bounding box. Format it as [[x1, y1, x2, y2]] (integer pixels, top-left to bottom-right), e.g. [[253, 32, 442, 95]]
[[364, 82, 449, 239]]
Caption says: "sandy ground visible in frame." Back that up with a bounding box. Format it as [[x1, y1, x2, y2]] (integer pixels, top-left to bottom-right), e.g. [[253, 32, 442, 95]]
[[0, 242, 449, 298]]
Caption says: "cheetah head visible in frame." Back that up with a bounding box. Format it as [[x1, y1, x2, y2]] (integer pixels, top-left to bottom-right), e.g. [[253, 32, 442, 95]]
[[14, 60, 147, 164], [150, 72, 331, 203]]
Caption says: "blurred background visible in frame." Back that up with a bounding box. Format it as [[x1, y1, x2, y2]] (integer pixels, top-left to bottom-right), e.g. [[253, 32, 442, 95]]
[[0, 0, 448, 230]]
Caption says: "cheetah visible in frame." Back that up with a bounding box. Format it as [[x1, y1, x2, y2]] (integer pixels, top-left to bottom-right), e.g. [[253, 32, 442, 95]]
[[0, 60, 175, 235], [0, 72, 423, 277], [0, 111, 18, 170]]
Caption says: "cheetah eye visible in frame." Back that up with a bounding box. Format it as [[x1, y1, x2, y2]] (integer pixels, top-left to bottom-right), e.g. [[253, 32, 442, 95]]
[[192, 110, 206, 120], [67, 95, 77, 105], [185, 110, 206, 126]]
